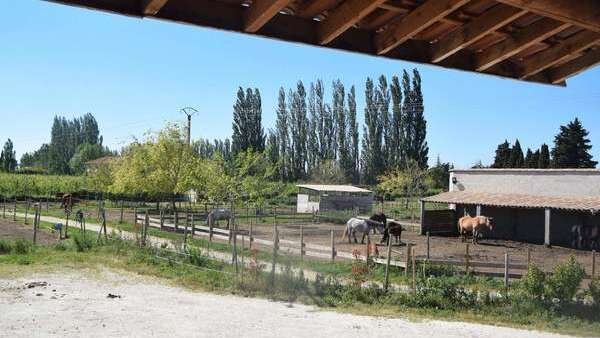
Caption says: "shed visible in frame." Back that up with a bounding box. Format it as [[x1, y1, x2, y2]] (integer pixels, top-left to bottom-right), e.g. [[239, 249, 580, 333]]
[[296, 184, 373, 214], [420, 169, 600, 249]]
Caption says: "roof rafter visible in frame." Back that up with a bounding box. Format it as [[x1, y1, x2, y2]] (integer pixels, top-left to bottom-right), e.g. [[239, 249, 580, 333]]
[[297, 0, 340, 19], [375, 0, 470, 55], [474, 18, 569, 71], [495, 0, 600, 33], [244, 0, 293, 33], [431, 4, 526, 63], [317, 0, 386, 45], [545, 48, 600, 84], [141, 0, 169, 16], [519, 31, 600, 79]]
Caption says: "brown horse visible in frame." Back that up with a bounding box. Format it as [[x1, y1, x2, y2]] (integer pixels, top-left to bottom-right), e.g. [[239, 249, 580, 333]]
[[458, 215, 494, 244]]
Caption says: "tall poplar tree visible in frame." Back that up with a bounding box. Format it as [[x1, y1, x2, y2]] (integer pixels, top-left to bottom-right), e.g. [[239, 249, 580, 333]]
[[361, 78, 383, 184], [389, 75, 403, 167], [347, 86, 360, 183], [410, 69, 429, 168]]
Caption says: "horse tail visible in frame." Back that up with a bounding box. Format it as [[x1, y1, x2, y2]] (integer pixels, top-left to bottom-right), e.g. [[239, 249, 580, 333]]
[[342, 221, 349, 240]]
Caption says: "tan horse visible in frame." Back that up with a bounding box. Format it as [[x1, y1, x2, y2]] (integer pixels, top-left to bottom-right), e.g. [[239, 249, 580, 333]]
[[458, 215, 494, 244]]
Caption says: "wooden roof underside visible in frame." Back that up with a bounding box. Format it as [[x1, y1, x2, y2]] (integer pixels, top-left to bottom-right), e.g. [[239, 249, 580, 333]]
[[45, 0, 600, 86]]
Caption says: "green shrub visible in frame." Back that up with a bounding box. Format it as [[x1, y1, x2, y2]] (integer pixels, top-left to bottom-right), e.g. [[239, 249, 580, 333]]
[[72, 233, 93, 252], [13, 239, 31, 254], [547, 255, 585, 303], [521, 265, 546, 299], [587, 278, 600, 307], [0, 240, 12, 254], [53, 241, 69, 251]]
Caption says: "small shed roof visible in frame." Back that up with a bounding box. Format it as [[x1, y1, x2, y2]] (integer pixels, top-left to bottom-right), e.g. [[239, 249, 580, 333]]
[[297, 184, 372, 193], [422, 191, 600, 213]]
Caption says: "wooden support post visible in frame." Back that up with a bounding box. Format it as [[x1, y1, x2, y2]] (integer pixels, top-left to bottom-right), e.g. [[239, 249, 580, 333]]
[[183, 216, 189, 251], [544, 208, 551, 246], [330, 229, 336, 262], [232, 224, 238, 273], [419, 200, 426, 235], [209, 215, 213, 243], [300, 224, 305, 260], [384, 234, 393, 292], [504, 251, 510, 289], [65, 213, 69, 238], [366, 232, 370, 265], [465, 244, 470, 274], [119, 201, 124, 223], [271, 227, 278, 288], [159, 209, 164, 230], [241, 234, 245, 284], [426, 231, 430, 260], [527, 247, 531, 269], [476, 204, 482, 216]]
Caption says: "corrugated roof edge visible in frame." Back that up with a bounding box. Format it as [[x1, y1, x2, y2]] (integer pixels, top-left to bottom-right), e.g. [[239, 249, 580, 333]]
[[450, 168, 600, 174], [296, 184, 372, 193]]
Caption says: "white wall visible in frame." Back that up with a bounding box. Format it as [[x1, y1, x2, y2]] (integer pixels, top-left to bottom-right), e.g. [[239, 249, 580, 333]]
[[449, 169, 600, 197], [297, 194, 319, 213]]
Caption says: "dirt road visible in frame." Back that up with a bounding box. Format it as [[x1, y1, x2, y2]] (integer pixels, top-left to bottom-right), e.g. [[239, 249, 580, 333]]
[[0, 270, 572, 338]]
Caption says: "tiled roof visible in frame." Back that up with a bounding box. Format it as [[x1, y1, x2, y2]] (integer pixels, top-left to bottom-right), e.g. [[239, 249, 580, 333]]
[[423, 191, 600, 213]]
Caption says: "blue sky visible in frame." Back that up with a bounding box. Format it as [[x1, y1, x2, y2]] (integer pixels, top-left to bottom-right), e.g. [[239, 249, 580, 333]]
[[1, 0, 599, 168]]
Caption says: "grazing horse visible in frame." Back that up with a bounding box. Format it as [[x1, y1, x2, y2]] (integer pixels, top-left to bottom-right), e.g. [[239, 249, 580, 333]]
[[206, 208, 232, 229], [385, 221, 405, 245], [458, 215, 494, 244], [342, 218, 374, 244], [369, 213, 387, 234]]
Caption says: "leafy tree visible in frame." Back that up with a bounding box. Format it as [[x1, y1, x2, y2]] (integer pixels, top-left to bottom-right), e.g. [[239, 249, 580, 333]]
[[69, 143, 112, 174], [538, 143, 551, 168], [428, 156, 452, 191], [510, 139, 525, 168], [111, 124, 196, 208], [551, 118, 597, 168], [310, 160, 346, 184], [0, 139, 17, 172], [377, 160, 427, 205], [492, 140, 511, 168]]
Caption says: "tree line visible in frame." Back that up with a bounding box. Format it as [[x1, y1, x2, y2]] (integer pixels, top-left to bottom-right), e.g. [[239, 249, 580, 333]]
[[491, 118, 596, 169], [202, 69, 430, 185], [19, 113, 113, 174]]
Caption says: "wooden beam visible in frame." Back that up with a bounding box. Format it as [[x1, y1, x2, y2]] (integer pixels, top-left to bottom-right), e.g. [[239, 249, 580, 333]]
[[141, 0, 169, 16], [474, 18, 569, 71], [431, 4, 526, 63], [546, 48, 600, 84], [297, 0, 340, 19], [317, 0, 386, 45], [244, 0, 292, 33], [375, 0, 470, 55], [519, 31, 600, 78], [496, 0, 600, 32]]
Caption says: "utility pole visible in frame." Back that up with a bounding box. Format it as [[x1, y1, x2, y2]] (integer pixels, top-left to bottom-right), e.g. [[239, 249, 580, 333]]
[[181, 107, 197, 145]]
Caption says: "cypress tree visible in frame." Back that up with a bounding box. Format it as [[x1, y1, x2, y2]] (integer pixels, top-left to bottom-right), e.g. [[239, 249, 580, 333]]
[[347, 85, 360, 183], [410, 69, 429, 169], [538, 143, 550, 168], [0, 139, 17, 172], [551, 118, 597, 168], [525, 148, 536, 168], [389, 75, 403, 167], [510, 139, 525, 168], [492, 140, 511, 168], [531, 149, 540, 168]]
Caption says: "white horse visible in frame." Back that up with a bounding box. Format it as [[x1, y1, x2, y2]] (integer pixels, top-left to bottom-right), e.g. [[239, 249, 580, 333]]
[[206, 208, 232, 229], [341, 218, 373, 244]]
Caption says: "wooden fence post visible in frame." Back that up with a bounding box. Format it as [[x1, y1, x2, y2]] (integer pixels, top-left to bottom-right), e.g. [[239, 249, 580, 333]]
[[271, 227, 278, 288], [33, 204, 38, 245], [183, 215, 189, 251], [300, 224, 305, 260], [465, 244, 470, 274], [174, 210, 179, 232], [46, 197, 49, 212], [191, 214, 195, 237], [504, 251, 509, 289], [366, 233, 370, 265], [159, 209, 164, 230], [133, 207, 137, 226], [405, 244, 411, 277], [24, 199, 29, 225], [384, 235, 393, 292], [13, 198, 16, 221], [412, 246, 416, 292], [249, 222, 253, 250], [426, 231, 430, 260], [330, 229, 336, 262], [119, 201, 124, 223], [65, 213, 69, 238], [2, 197, 5, 219], [143, 210, 149, 247], [527, 247, 531, 269], [592, 250, 596, 278], [209, 215, 213, 243]]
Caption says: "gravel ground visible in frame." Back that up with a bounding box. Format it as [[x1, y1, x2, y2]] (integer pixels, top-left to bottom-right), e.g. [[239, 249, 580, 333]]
[[0, 270, 573, 338]]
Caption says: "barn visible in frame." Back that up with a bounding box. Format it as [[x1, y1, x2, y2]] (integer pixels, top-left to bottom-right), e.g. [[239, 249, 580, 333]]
[[296, 184, 373, 214], [420, 169, 600, 248]]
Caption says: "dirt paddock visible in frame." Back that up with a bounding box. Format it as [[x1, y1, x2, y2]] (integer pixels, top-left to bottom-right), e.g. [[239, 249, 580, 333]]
[[244, 219, 597, 275], [0, 218, 57, 246]]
